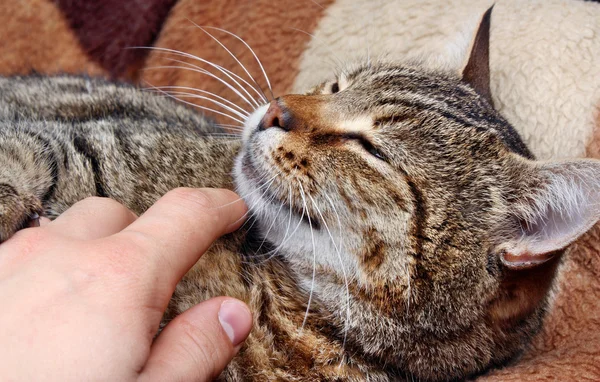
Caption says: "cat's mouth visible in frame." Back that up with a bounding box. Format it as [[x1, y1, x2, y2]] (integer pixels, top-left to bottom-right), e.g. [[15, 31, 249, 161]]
[[239, 151, 321, 230], [262, 184, 322, 230]]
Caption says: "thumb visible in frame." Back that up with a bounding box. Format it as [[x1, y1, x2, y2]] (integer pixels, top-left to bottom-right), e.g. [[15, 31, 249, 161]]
[[139, 297, 252, 382]]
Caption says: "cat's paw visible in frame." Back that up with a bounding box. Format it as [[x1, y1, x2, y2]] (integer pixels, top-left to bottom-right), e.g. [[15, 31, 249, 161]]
[[0, 184, 43, 243]]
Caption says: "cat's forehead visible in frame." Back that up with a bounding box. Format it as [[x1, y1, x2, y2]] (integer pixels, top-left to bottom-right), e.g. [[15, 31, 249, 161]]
[[345, 63, 468, 97]]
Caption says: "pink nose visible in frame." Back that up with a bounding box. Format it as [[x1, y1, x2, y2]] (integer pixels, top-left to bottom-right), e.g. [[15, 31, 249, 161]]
[[259, 100, 289, 131]]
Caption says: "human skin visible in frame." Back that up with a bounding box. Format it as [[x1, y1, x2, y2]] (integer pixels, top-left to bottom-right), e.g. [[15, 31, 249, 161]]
[[0, 188, 252, 382]]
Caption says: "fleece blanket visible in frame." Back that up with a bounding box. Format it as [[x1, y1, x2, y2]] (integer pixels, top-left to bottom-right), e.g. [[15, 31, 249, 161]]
[[1, 0, 599, 379]]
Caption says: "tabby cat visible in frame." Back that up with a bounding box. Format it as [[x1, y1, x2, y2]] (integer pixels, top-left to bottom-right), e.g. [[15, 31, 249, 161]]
[[1, 8, 599, 381]]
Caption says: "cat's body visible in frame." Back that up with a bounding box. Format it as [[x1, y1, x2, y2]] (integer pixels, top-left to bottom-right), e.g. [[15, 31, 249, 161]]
[[1, 10, 599, 382]]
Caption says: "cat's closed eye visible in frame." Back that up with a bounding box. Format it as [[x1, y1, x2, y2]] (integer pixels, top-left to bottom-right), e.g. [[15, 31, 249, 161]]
[[342, 133, 387, 161]]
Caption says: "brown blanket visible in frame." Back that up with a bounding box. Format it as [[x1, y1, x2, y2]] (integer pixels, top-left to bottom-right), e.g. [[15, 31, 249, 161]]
[[1, 0, 599, 380]]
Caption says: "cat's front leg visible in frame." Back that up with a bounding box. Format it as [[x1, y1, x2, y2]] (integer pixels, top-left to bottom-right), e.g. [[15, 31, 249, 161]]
[[0, 130, 56, 242]]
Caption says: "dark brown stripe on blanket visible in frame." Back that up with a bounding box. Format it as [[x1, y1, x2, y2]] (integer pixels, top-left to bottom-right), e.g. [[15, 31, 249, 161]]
[[55, 0, 178, 79], [0, 0, 106, 77]]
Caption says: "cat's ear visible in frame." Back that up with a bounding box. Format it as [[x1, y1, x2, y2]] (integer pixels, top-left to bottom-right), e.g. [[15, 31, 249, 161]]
[[500, 159, 600, 269], [490, 159, 600, 323], [461, 6, 494, 105]]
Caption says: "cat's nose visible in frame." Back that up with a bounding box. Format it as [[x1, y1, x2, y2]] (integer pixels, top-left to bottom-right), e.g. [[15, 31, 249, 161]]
[[259, 100, 291, 131]]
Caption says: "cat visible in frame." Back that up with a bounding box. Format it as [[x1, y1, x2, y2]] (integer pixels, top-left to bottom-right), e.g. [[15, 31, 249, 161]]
[[1, 7, 599, 381]]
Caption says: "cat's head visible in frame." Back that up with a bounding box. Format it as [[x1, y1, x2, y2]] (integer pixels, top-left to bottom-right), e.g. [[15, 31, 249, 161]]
[[234, 7, 600, 380]]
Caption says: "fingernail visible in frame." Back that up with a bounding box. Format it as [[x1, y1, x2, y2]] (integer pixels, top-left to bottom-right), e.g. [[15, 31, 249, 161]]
[[218, 300, 252, 346]]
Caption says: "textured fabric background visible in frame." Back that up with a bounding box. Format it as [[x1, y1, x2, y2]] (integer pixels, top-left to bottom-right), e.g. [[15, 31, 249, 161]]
[[1, 0, 599, 380]]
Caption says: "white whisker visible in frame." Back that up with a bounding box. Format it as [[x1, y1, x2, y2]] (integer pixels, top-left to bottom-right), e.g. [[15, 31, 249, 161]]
[[297, 182, 317, 338], [251, 190, 286, 257], [144, 61, 257, 111], [152, 90, 249, 119], [198, 133, 241, 138], [247, 185, 303, 264], [237, 175, 280, 231], [151, 85, 250, 116], [218, 123, 245, 128], [203, 26, 274, 99], [309, 192, 350, 361], [143, 81, 245, 124], [308, 0, 325, 9], [216, 173, 279, 212], [159, 54, 265, 108], [190, 23, 269, 104]]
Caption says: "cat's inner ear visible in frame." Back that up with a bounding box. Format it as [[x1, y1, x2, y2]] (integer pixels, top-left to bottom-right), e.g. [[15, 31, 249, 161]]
[[461, 6, 494, 105], [500, 160, 600, 270]]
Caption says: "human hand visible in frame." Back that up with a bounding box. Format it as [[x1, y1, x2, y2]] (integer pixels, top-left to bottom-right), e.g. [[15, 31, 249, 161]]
[[0, 188, 251, 381]]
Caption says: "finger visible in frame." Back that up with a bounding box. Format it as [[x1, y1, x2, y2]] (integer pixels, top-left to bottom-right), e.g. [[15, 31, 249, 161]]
[[139, 297, 252, 382], [114, 188, 247, 288], [46, 197, 137, 240]]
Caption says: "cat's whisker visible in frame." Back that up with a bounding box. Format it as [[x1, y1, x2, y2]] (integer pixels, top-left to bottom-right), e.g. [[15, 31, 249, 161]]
[[218, 123, 245, 129], [153, 90, 249, 120], [131, 46, 258, 105], [217, 128, 244, 135], [144, 63, 257, 111], [215, 128, 245, 136], [158, 91, 249, 119], [214, 124, 244, 130], [319, 192, 351, 359], [307, 0, 325, 9], [218, 129, 244, 134], [245, 185, 301, 265], [199, 133, 241, 138], [247, 202, 306, 263], [277, 185, 295, 253], [249, 187, 287, 258], [297, 181, 317, 339], [157, 55, 264, 108], [277, 185, 295, 249], [150, 85, 251, 116], [191, 23, 269, 104], [214, 124, 245, 133], [203, 26, 274, 100], [215, 173, 279, 213], [236, 175, 280, 231], [143, 81, 245, 124]]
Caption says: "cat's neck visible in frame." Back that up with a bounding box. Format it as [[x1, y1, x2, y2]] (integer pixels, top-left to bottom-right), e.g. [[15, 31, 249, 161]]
[[224, 229, 398, 380]]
